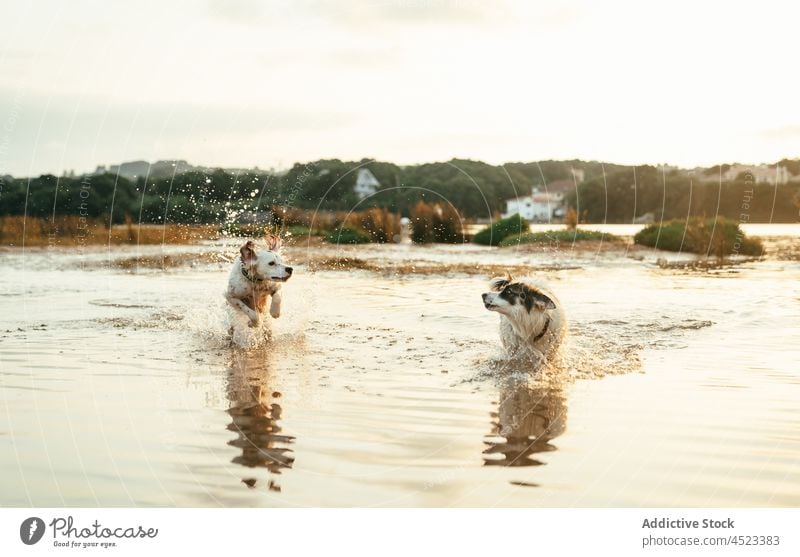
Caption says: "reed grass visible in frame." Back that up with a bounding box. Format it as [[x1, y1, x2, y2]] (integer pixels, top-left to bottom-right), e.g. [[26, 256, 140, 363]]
[[409, 201, 464, 243], [337, 207, 401, 243], [0, 216, 213, 247]]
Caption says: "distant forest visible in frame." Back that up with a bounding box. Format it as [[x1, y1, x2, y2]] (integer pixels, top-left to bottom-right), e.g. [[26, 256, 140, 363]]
[[567, 166, 800, 223], [1, 158, 798, 224]]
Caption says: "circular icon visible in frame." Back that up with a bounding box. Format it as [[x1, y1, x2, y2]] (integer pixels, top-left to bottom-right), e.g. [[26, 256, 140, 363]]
[[20, 517, 46, 545]]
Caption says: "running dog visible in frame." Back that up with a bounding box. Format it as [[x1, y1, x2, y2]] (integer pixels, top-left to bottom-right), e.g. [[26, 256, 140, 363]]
[[226, 235, 292, 329], [482, 276, 566, 363]]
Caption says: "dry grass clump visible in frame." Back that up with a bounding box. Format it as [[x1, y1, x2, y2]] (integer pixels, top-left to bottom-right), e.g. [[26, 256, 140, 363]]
[[336, 208, 401, 243], [409, 201, 464, 243], [0, 216, 214, 247]]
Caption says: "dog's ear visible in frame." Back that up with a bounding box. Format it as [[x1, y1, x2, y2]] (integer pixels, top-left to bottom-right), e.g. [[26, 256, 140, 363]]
[[267, 234, 282, 252], [240, 240, 257, 264], [528, 288, 556, 312], [489, 277, 510, 291]]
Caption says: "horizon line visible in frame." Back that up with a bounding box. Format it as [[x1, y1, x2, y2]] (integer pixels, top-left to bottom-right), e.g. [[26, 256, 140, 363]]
[[5, 155, 799, 180]]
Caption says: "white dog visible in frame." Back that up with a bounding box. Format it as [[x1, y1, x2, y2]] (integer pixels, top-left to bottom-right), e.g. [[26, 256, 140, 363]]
[[226, 235, 293, 329], [482, 276, 566, 363]]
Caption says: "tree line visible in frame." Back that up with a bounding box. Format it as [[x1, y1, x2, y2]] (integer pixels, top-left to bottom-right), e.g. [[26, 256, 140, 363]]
[[1, 159, 797, 224], [566, 166, 799, 223]]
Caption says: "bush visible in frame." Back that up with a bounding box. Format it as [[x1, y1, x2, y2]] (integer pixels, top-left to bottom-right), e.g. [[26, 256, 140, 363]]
[[271, 205, 312, 228], [431, 203, 464, 243], [634, 218, 763, 256], [326, 227, 371, 244], [342, 207, 400, 243], [219, 222, 266, 237], [409, 201, 464, 243], [328, 208, 401, 244], [498, 228, 619, 247], [285, 225, 325, 237], [410, 201, 434, 243], [564, 207, 579, 229], [472, 214, 528, 246]]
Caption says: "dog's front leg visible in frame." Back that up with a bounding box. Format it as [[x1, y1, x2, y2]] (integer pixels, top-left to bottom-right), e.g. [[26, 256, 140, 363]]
[[527, 347, 547, 367], [226, 294, 260, 326], [269, 291, 282, 319]]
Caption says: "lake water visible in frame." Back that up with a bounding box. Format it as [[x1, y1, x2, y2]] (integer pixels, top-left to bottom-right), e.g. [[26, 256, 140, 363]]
[[467, 222, 800, 238], [1, 225, 799, 506]]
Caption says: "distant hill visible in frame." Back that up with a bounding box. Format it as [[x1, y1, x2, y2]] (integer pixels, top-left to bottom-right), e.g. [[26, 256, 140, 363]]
[[91, 159, 266, 182], [84, 156, 800, 188], [119, 160, 190, 180]]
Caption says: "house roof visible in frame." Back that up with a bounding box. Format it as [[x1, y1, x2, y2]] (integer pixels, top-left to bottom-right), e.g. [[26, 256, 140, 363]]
[[506, 192, 562, 203], [356, 168, 381, 187]]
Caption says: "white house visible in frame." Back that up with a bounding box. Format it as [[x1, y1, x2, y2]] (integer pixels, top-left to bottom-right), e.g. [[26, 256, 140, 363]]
[[702, 164, 792, 185], [354, 168, 381, 199], [502, 191, 563, 222]]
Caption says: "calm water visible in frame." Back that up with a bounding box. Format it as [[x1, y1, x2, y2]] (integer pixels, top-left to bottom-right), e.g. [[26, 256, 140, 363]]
[[1, 225, 799, 506], [467, 222, 800, 238]]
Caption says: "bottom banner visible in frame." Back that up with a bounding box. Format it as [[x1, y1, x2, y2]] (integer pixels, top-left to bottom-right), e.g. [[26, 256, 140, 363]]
[[2, 508, 797, 556]]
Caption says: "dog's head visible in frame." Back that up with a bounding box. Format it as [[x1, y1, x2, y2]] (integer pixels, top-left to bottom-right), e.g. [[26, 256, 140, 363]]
[[482, 276, 555, 317], [240, 235, 293, 282]]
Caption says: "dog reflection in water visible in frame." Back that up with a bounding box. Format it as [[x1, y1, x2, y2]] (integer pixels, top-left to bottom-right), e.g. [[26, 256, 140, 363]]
[[226, 350, 294, 491], [483, 379, 567, 468]]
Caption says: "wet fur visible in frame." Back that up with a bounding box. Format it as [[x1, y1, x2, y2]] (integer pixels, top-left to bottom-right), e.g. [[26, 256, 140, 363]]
[[226, 236, 293, 330], [482, 276, 566, 363]]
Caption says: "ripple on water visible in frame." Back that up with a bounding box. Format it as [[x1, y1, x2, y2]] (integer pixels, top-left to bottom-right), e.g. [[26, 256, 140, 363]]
[[2, 243, 799, 506]]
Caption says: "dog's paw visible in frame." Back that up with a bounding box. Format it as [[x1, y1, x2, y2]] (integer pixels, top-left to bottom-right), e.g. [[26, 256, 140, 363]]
[[269, 308, 281, 319]]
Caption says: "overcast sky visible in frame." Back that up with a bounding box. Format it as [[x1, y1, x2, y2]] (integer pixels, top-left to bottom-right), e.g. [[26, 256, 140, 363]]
[[1, 0, 798, 176]]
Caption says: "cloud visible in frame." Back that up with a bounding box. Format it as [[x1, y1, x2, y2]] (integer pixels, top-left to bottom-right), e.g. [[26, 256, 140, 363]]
[[321, 0, 507, 25], [0, 90, 357, 175], [759, 125, 800, 140], [3, 0, 798, 175], [302, 0, 584, 31], [205, 0, 267, 23], [204, 0, 519, 29]]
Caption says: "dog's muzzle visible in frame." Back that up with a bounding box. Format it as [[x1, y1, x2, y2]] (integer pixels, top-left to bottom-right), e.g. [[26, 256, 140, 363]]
[[271, 266, 293, 282], [482, 293, 496, 309]]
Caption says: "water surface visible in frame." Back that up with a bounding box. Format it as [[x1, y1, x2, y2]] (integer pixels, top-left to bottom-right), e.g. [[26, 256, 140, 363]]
[[1, 229, 799, 506]]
